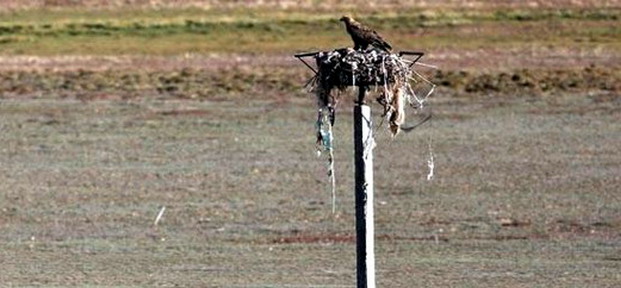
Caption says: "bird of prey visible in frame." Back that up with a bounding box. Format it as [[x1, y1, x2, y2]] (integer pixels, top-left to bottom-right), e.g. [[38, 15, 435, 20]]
[[339, 15, 392, 52]]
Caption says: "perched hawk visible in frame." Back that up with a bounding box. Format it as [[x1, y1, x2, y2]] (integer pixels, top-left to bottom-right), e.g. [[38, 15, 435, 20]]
[[340, 16, 392, 52]]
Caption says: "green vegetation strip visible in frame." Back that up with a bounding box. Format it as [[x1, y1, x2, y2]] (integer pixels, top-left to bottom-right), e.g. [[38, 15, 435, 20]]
[[0, 7, 618, 55]]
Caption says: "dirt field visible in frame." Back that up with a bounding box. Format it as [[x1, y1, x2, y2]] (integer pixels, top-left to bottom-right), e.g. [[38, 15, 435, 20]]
[[0, 92, 619, 287], [0, 1, 620, 287]]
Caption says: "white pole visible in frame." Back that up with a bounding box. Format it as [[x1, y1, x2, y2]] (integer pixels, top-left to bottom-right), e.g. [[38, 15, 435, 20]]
[[354, 87, 375, 288]]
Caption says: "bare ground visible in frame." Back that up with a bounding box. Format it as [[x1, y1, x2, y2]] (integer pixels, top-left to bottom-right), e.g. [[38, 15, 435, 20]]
[[0, 90, 619, 286], [0, 46, 618, 72]]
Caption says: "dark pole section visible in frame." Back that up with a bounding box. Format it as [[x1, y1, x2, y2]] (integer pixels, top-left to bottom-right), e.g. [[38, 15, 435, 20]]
[[357, 86, 367, 104], [354, 104, 367, 287], [354, 87, 375, 288]]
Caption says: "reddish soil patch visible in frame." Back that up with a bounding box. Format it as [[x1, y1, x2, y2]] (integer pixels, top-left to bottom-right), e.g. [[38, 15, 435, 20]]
[[157, 109, 211, 117]]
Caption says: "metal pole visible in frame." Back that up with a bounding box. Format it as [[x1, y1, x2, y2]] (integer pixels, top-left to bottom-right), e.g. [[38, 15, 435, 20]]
[[354, 87, 375, 288]]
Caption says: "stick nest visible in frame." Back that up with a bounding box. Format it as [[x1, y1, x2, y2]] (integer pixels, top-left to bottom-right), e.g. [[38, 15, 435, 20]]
[[314, 48, 411, 94], [308, 48, 417, 137]]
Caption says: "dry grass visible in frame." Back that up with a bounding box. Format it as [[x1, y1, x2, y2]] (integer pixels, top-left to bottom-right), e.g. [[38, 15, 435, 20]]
[[0, 59, 618, 101]]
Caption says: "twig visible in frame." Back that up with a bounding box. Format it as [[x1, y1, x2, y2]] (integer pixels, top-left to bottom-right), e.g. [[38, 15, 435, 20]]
[[400, 113, 432, 132], [414, 62, 439, 69]]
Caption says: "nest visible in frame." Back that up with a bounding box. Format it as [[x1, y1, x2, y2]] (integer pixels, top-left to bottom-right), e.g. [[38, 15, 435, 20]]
[[309, 48, 416, 138], [314, 48, 411, 93], [301, 48, 435, 212]]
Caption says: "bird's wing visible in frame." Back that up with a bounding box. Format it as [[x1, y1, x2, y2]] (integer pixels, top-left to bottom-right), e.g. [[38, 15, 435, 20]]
[[370, 34, 392, 50], [361, 25, 392, 50], [348, 23, 367, 39]]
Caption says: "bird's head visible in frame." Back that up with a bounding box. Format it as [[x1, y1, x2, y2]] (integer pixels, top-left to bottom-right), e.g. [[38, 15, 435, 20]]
[[339, 15, 353, 23]]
